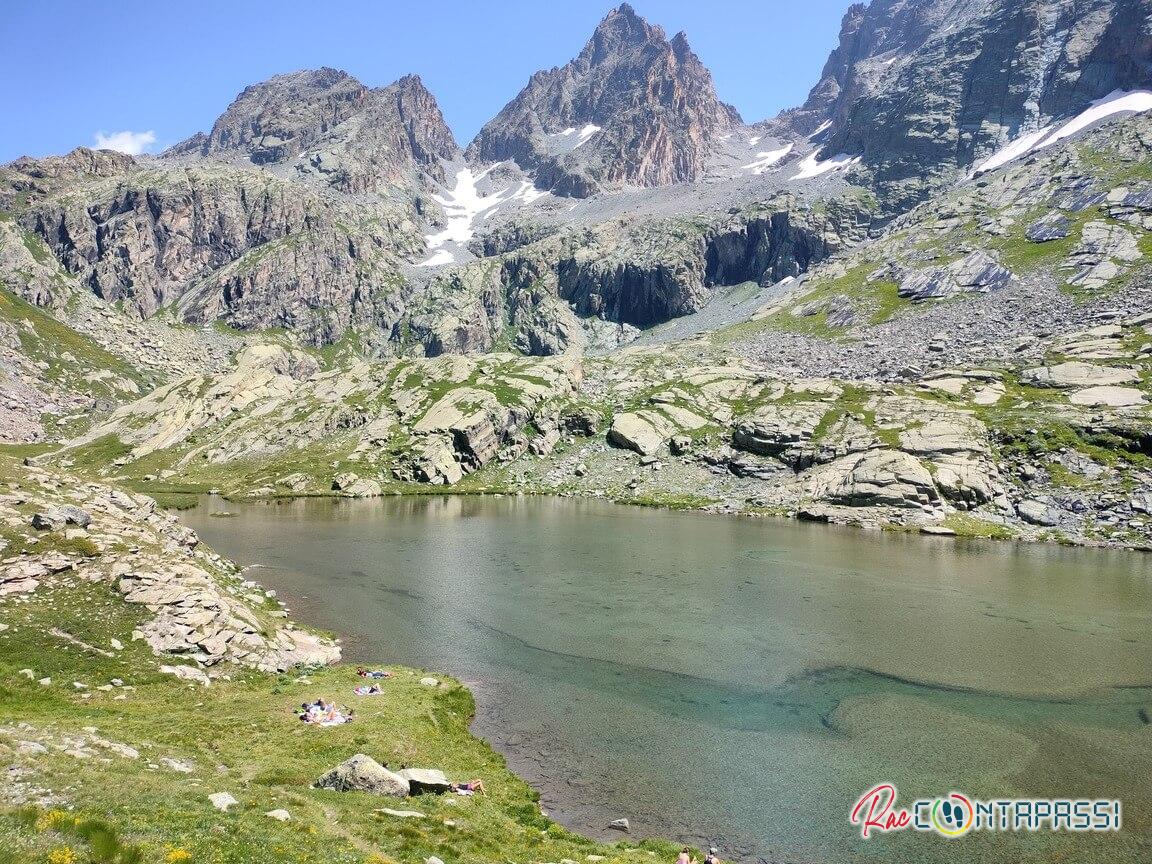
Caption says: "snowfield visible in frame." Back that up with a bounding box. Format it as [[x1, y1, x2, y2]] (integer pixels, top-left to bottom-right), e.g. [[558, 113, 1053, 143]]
[[791, 151, 860, 181], [416, 168, 546, 267], [742, 143, 794, 174], [546, 123, 602, 155], [976, 89, 1152, 174]]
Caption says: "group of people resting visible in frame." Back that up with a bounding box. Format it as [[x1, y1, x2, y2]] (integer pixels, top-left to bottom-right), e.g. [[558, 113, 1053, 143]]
[[354, 668, 392, 695], [298, 669, 487, 794], [297, 698, 353, 726], [677, 847, 721, 864]]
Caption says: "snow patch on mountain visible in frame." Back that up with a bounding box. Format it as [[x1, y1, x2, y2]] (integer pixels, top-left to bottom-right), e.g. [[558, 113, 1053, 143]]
[[791, 151, 860, 181], [976, 90, 1152, 174], [546, 123, 602, 155], [742, 144, 794, 174], [417, 168, 547, 267]]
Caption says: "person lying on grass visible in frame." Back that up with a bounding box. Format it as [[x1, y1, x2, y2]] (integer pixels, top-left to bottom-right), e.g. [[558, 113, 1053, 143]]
[[353, 684, 383, 696], [450, 778, 487, 796], [357, 667, 392, 679]]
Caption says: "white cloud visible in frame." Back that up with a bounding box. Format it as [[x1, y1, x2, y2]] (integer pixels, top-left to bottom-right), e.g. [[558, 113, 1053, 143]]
[[93, 129, 156, 155]]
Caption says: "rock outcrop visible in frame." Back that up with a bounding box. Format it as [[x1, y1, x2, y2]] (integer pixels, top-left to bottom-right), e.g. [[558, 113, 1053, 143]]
[[170, 69, 460, 194], [0, 461, 340, 672], [2, 156, 422, 343], [776, 0, 1152, 210], [468, 3, 740, 196]]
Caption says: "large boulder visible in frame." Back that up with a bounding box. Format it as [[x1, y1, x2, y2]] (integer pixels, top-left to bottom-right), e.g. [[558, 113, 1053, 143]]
[[316, 755, 410, 797], [57, 505, 92, 528], [898, 418, 988, 456], [809, 450, 938, 509], [1068, 386, 1147, 408], [898, 251, 1011, 301], [1017, 499, 1058, 527], [408, 435, 465, 485], [931, 456, 999, 508], [1021, 362, 1139, 389], [1065, 221, 1143, 291], [398, 767, 451, 794], [731, 403, 826, 465], [331, 473, 383, 497], [608, 412, 668, 456], [1025, 212, 1071, 242]]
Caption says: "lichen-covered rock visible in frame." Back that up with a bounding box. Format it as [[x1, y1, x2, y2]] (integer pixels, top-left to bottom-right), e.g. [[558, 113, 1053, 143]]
[[898, 252, 1012, 302], [808, 449, 938, 509], [1026, 212, 1072, 242], [316, 755, 410, 797], [1064, 221, 1143, 291], [732, 403, 826, 465], [1021, 362, 1140, 389]]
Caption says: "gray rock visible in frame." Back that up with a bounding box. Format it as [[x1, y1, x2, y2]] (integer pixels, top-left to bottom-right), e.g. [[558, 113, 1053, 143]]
[[316, 755, 410, 797], [30, 511, 64, 530], [898, 251, 1012, 302], [1025, 212, 1071, 242], [398, 767, 451, 794], [608, 413, 666, 456], [1065, 221, 1143, 291], [1017, 499, 1058, 527]]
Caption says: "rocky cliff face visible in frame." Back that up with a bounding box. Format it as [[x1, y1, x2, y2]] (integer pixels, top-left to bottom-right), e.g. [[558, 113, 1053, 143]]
[[401, 194, 874, 355], [170, 69, 460, 194], [1, 154, 422, 344], [467, 3, 740, 196], [778, 0, 1152, 210]]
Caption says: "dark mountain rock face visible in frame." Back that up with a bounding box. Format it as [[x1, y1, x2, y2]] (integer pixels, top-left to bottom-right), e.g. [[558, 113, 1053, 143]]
[[468, 3, 740, 197], [169, 69, 459, 194], [780, 0, 1152, 211]]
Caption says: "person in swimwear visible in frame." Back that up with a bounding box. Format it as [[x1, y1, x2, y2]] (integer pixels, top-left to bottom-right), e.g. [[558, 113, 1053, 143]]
[[450, 778, 487, 795]]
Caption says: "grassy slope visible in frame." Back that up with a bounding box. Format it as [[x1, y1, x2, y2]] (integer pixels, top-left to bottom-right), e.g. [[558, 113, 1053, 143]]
[[0, 501, 675, 864]]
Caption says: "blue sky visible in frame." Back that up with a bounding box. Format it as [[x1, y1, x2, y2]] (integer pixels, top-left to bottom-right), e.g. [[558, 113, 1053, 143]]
[[1, 1, 850, 162]]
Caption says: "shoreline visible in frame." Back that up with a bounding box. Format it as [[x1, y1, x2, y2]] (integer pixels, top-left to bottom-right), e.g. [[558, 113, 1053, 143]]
[[181, 485, 1152, 554], [0, 452, 695, 864]]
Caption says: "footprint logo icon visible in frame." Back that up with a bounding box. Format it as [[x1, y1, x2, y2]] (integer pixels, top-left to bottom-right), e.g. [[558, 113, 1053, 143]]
[[931, 793, 973, 837], [941, 800, 963, 828]]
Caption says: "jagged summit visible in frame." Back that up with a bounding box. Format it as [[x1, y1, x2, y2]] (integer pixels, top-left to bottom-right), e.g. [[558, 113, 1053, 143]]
[[166, 67, 460, 194], [771, 0, 1152, 210], [467, 3, 740, 196]]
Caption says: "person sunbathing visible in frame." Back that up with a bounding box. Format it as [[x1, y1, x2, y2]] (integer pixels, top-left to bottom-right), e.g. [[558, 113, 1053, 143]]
[[357, 667, 392, 679], [450, 778, 486, 796]]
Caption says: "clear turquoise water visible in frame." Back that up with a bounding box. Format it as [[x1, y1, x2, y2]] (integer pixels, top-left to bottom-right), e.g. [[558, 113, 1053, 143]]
[[184, 495, 1152, 863]]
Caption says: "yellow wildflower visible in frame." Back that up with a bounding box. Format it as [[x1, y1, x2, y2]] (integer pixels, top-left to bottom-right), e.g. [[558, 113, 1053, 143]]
[[47, 849, 76, 864], [36, 810, 71, 832], [166, 849, 193, 863]]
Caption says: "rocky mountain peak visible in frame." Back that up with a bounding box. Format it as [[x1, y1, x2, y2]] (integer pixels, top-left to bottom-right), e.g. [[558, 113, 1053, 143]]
[[165, 68, 459, 195], [774, 0, 1152, 211], [578, 3, 663, 64], [467, 4, 739, 197], [191, 67, 370, 164]]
